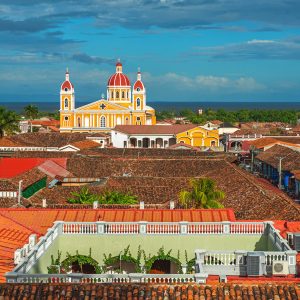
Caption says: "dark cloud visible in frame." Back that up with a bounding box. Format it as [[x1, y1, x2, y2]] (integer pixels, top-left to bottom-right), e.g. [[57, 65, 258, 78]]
[[0, 18, 56, 33], [1, 0, 300, 32], [71, 53, 115, 65]]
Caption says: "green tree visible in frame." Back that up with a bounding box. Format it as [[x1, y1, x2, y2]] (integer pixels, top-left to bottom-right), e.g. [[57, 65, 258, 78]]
[[24, 104, 39, 132], [98, 191, 138, 205], [67, 187, 98, 204], [0, 106, 20, 137], [179, 178, 225, 209], [67, 187, 138, 205]]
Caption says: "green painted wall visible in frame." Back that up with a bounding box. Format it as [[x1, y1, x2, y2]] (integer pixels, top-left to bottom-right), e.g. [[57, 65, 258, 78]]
[[29, 234, 274, 274]]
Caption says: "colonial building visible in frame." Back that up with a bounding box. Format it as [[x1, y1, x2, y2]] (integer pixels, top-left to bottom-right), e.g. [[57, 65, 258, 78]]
[[59, 61, 156, 133], [111, 125, 220, 149]]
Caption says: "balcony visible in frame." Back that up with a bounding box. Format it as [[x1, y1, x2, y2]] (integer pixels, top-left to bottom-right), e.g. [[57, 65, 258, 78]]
[[7, 220, 296, 283]]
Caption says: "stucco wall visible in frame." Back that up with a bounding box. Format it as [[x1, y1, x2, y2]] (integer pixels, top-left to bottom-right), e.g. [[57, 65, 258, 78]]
[[29, 234, 273, 274]]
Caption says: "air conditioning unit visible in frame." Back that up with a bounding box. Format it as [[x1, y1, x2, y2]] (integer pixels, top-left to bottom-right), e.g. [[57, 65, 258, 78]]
[[247, 252, 265, 276], [272, 261, 289, 276], [293, 233, 300, 251]]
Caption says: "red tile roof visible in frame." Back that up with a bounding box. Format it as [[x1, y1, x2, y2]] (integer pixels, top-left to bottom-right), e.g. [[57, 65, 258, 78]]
[[37, 160, 70, 178], [114, 124, 197, 135], [0, 158, 67, 178], [31, 119, 60, 127], [0, 283, 300, 298], [70, 140, 100, 150]]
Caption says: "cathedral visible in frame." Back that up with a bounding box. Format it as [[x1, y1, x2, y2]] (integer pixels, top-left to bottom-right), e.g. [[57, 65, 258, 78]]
[[59, 61, 156, 133]]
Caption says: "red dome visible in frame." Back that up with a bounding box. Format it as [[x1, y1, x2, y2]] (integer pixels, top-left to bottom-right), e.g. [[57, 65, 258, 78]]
[[133, 80, 144, 91], [107, 73, 131, 86], [61, 80, 73, 91]]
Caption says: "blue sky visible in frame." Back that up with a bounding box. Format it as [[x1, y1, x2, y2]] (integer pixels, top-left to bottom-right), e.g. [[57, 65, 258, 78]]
[[0, 0, 300, 102]]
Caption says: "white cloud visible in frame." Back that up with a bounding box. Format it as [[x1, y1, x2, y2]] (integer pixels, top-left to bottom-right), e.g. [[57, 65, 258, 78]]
[[146, 72, 265, 92]]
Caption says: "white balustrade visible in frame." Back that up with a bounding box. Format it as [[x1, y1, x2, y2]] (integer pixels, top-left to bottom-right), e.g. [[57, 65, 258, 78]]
[[230, 222, 265, 234], [264, 252, 288, 265], [147, 223, 180, 234], [203, 252, 237, 266]]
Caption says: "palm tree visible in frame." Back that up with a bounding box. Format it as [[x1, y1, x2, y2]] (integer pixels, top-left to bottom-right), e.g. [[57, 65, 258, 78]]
[[24, 104, 38, 132], [0, 106, 20, 137], [179, 178, 225, 209]]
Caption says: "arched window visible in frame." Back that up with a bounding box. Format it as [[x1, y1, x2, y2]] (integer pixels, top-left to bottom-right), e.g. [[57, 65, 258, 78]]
[[100, 116, 106, 128], [122, 91, 125, 98], [116, 91, 119, 98], [64, 98, 68, 108], [137, 87, 140, 92], [127, 91, 129, 98], [111, 91, 114, 99], [137, 98, 141, 107], [64, 88, 68, 92], [78, 117, 81, 127]]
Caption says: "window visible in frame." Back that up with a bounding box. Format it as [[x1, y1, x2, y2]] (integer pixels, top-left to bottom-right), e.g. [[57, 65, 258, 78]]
[[137, 98, 141, 107], [127, 91, 129, 98], [122, 91, 125, 98], [116, 91, 119, 98], [111, 91, 114, 99], [137, 117, 140, 121], [78, 117, 81, 127], [64, 116, 69, 121], [64, 98, 68, 108], [64, 88, 68, 92], [100, 116, 106, 128], [137, 87, 140, 91]]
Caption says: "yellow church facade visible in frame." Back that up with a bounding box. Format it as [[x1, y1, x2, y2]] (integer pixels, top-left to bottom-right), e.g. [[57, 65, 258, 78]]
[[176, 127, 219, 147], [59, 61, 156, 133]]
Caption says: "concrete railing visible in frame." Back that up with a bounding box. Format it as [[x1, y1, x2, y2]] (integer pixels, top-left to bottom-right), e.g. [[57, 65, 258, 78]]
[[61, 221, 267, 235]]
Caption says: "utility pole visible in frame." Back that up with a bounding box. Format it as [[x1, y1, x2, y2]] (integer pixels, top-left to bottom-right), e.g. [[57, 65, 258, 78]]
[[18, 180, 23, 205]]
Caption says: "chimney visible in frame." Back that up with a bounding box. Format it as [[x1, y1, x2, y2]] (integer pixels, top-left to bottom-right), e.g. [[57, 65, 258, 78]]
[[42, 198, 47, 208], [169, 201, 175, 210], [139, 201, 144, 210], [93, 201, 98, 209]]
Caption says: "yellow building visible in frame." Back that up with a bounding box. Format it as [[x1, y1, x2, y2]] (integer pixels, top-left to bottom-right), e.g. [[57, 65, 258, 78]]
[[59, 61, 156, 133], [176, 126, 219, 147]]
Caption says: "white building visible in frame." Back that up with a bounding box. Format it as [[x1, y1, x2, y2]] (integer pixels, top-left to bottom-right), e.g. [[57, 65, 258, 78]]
[[111, 125, 196, 148]]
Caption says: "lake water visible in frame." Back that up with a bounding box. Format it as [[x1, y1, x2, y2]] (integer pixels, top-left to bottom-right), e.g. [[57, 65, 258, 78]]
[[0, 101, 299, 113]]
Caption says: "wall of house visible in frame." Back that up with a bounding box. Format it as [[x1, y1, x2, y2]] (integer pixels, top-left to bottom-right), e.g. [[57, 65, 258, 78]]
[[29, 234, 270, 274]]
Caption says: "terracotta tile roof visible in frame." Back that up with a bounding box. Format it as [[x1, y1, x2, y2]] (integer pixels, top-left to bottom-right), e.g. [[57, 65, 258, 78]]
[[250, 137, 279, 149], [0, 158, 67, 178], [10, 168, 46, 190], [48, 125, 60, 132], [69, 140, 100, 150], [0, 180, 17, 191], [30, 119, 60, 127], [114, 124, 197, 135], [0, 283, 300, 299], [256, 144, 300, 171], [37, 160, 70, 178], [274, 220, 300, 238], [292, 170, 300, 181], [0, 137, 24, 147], [250, 137, 300, 150], [8, 133, 103, 148], [168, 142, 199, 151]]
